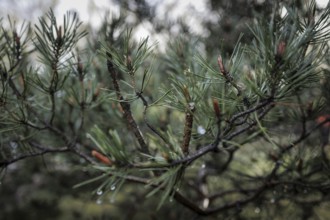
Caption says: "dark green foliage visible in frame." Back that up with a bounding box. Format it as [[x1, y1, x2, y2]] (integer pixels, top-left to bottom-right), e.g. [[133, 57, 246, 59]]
[[1, 1, 330, 219]]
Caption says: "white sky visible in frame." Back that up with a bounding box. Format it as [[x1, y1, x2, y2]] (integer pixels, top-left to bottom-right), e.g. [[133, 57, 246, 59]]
[[0, 0, 329, 46], [55, 0, 329, 24], [54, 0, 218, 50], [0, 0, 328, 24], [55, 0, 216, 34], [54, 0, 329, 49], [317, 0, 329, 7]]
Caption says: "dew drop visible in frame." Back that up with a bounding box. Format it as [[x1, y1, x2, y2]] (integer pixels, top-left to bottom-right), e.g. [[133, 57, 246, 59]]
[[110, 185, 116, 191], [10, 141, 18, 149], [110, 198, 115, 203], [197, 126, 206, 135], [96, 189, 103, 195], [96, 199, 102, 205], [270, 198, 275, 203], [254, 207, 261, 214]]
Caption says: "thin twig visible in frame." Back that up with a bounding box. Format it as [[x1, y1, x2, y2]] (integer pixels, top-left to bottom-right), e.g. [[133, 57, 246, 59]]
[[223, 98, 273, 135], [0, 144, 69, 167], [137, 92, 173, 149]]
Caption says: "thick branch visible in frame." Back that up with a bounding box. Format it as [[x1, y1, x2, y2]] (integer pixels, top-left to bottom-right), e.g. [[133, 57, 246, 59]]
[[181, 103, 195, 156], [107, 56, 149, 154]]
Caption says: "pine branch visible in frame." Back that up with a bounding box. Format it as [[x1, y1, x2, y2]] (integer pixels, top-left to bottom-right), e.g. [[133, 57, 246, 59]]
[[0, 143, 69, 167], [107, 54, 149, 154], [137, 91, 173, 149], [181, 102, 195, 155]]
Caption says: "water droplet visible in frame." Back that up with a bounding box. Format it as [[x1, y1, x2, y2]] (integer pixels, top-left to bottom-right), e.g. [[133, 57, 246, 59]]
[[201, 163, 206, 168], [197, 126, 206, 135], [110, 185, 116, 191], [96, 189, 103, 195], [96, 199, 102, 205], [109, 198, 115, 203], [169, 197, 173, 202], [10, 141, 18, 149], [270, 198, 275, 203], [254, 207, 261, 214]]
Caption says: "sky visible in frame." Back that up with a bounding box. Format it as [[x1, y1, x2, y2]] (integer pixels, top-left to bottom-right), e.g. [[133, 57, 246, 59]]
[[53, 0, 219, 50], [0, 0, 329, 46], [0, 0, 329, 30], [54, 0, 217, 35], [55, 0, 330, 42], [55, 0, 330, 26], [317, 0, 330, 7], [0, 0, 329, 23]]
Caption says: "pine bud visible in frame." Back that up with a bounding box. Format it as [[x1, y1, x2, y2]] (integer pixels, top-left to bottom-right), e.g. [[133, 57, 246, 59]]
[[91, 150, 113, 166], [183, 85, 191, 101], [316, 114, 330, 128], [126, 55, 133, 73], [77, 55, 84, 81], [217, 55, 226, 74], [275, 41, 286, 62], [56, 26, 62, 46], [212, 98, 221, 118], [13, 31, 21, 59], [14, 32, 20, 48]]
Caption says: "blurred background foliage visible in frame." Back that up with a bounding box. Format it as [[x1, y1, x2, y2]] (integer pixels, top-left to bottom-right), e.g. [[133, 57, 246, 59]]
[[1, 0, 330, 219]]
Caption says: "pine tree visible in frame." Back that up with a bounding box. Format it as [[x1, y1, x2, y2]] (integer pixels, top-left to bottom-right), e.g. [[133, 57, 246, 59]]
[[1, 1, 330, 219]]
